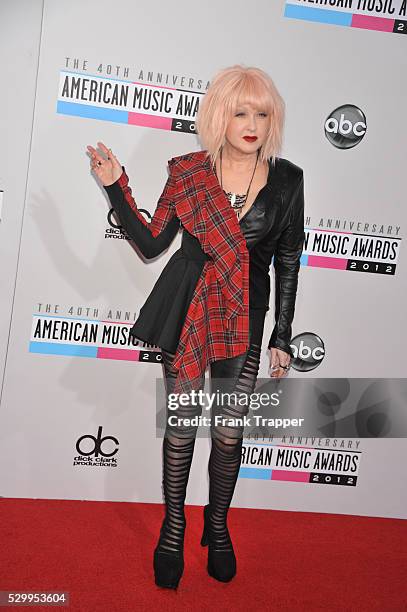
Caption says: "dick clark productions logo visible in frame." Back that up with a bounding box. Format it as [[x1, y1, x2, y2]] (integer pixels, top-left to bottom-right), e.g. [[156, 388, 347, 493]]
[[76, 425, 119, 457]]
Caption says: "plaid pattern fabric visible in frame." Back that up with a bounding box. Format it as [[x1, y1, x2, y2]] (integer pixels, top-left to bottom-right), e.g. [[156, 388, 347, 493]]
[[117, 150, 250, 395]]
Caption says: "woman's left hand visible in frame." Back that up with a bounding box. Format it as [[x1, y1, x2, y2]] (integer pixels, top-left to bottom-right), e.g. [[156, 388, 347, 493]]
[[269, 348, 291, 378]]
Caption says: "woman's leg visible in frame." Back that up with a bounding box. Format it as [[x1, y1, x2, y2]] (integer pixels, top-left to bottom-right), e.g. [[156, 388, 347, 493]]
[[204, 311, 265, 579], [155, 348, 203, 555]]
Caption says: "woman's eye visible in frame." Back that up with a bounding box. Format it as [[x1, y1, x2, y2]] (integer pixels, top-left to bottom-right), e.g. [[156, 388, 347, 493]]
[[235, 111, 267, 117]]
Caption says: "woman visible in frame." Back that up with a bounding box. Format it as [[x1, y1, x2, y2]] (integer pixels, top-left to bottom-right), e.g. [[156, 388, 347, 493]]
[[87, 65, 305, 590]]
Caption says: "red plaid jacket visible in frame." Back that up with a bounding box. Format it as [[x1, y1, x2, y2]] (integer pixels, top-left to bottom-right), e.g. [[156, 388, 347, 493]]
[[115, 149, 249, 394]]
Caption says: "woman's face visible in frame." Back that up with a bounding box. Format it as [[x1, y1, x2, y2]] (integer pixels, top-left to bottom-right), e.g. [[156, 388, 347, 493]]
[[224, 101, 270, 157]]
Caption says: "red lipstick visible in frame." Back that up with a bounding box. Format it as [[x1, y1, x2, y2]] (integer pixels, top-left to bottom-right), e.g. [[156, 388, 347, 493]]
[[243, 136, 257, 142]]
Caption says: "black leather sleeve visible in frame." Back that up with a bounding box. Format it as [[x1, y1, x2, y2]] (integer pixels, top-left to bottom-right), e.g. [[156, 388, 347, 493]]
[[268, 171, 305, 356], [103, 167, 180, 259]]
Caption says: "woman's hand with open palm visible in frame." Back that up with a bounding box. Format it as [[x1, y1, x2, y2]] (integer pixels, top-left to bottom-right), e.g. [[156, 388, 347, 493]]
[[86, 141, 123, 186]]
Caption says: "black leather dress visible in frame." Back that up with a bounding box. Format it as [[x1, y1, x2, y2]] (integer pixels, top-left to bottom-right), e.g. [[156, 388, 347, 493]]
[[103, 157, 304, 360]]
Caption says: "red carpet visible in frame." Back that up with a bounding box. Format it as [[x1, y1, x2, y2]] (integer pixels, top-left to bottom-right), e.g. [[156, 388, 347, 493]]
[[0, 498, 406, 611]]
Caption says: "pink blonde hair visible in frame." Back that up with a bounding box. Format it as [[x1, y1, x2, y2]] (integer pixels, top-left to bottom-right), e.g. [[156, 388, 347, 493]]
[[196, 64, 285, 168]]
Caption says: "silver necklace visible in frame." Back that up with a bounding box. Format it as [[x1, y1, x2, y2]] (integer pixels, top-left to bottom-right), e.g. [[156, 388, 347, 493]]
[[219, 148, 259, 220]]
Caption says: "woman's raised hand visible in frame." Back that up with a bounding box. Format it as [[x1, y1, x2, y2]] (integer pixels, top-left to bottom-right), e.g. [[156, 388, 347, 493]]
[[86, 141, 123, 186]]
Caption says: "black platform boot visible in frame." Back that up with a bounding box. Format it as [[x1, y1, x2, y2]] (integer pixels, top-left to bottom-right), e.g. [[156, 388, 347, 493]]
[[154, 515, 185, 589], [200, 503, 236, 582], [201, 436, 243, 582], [153, 436, 195, 589]]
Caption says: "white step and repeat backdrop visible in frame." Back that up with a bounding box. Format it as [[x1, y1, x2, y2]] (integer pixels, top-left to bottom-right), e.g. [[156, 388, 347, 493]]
[[0, 0, 406, 518]]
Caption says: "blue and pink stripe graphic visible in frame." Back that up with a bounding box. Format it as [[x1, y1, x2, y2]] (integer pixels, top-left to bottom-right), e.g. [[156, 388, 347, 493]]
[[284, 1, 407, 34], [29, 341, 149, 361]]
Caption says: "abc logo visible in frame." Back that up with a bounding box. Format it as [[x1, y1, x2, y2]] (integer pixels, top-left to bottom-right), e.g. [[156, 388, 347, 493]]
[[324, 104, 367, 149], [290, 332, 325, 372]]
